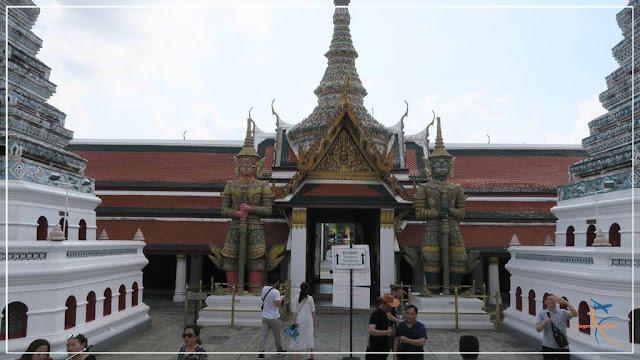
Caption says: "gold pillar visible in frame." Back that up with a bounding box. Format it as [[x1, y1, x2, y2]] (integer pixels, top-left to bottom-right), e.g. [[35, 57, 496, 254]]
[[291, 208, 307, 229]]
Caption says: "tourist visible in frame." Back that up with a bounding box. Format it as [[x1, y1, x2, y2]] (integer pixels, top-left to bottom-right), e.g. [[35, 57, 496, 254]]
[[393, 305, 427, 360], [290, 282, 318, 360], [365, 293, 399, 360], [66, 333, 95, 360], [258, 273, 287, 359], [387, 284, 404, 325], [536, 293, 577, 360], [17, 339, 50, 360], [177, 324, 208, 360], [459, 335, 479, 359]]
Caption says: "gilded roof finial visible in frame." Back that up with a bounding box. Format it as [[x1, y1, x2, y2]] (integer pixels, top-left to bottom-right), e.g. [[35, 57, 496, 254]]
[[271, 99, 281, 129], [236, 107, 260, 158], [430, 114, 452, 158], [400, 100, 409, 133], [342, 75, 350, 108]]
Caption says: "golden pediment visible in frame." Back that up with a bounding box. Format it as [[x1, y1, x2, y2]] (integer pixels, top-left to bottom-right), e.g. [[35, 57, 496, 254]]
[[310, 131, 374, 179]]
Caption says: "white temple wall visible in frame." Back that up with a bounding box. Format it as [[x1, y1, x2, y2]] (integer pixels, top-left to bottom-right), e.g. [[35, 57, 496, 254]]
[[552, 188, 636, 248], [504, 246, 639, 357], [0, 241, 149, 358], [2, 181, 101, 242]]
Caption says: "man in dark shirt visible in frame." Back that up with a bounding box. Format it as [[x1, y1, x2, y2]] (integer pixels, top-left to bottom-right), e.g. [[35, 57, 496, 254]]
[[366, 293, 399, 360], [393, 305, 427, 360]]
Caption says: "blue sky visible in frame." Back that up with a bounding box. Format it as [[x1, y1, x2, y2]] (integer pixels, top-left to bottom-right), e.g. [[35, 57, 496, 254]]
[[27, 0, 626, 144]]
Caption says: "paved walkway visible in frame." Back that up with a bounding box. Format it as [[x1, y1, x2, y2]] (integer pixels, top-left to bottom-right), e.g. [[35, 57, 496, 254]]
[[99, 301, 541, 360]]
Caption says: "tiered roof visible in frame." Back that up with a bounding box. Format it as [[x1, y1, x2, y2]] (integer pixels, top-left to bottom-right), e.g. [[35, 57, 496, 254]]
[[2, 0, 93, 193], [287, 0, 391, 152], [559, 0, 639, 200]]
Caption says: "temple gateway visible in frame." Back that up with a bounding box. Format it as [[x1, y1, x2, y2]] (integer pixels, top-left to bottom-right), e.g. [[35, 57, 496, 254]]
[[66, 0, 587, 307]]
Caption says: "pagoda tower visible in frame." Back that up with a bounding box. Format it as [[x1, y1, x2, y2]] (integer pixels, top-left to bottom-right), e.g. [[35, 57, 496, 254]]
[[503, 1, 640, 354], [287, 0, 392, 153], [0, 1, 150, 355]]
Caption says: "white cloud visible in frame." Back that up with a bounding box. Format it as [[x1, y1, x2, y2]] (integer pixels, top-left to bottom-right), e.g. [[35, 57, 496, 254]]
[[545, 96, 606, 145], [413, 89, 524, 143]]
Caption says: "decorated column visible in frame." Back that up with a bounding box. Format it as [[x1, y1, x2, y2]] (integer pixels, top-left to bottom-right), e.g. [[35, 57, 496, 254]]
[[488, 257, 501, 305], [380, 209, 395, 296], [173, 254, 187, 302], [289, 208, 307, 304]]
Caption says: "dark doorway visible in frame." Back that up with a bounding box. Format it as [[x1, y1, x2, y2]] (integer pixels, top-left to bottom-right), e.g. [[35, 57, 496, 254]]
[[306, 208, 380, 304]]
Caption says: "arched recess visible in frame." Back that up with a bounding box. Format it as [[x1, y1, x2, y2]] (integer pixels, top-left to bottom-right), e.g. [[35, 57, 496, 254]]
[[64, 296, 77, 329], [59, 218, 68, 239], [86, 292, 96, 322], [528, 290, 536, 316], [0, 302, 28, 339], [578, 301, 590, 335], [132, 282, 139, 307], [118, 285, 126, 311], [566, 226, 575, 246], [78, 219, 87, 240], [586, 225, 596, 247], [37, 216, 48, 240], [609, 223, 621, 247], [103, 288, 112, 316]]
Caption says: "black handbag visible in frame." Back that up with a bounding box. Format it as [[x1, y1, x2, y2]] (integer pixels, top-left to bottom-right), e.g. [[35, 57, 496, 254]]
[[261, 287, 274, 310], [547, 312, 569, 348]]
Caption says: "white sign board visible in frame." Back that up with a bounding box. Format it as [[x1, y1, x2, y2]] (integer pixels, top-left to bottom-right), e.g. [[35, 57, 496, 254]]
[[333, 246, 367, 269], [332, 285, 370, 309]]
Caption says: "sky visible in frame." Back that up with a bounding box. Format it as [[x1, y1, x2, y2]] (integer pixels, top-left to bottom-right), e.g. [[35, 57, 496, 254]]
[[23, 0, 627, 144]]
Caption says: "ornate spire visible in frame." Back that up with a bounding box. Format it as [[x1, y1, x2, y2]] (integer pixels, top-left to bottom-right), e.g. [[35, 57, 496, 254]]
[[236, 108, 260, 158], [288, 0, 391, 152], [430, 117, 452, 158]]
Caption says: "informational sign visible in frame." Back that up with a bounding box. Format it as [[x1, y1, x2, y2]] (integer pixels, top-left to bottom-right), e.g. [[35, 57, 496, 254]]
[[333, 246, 367, 269]]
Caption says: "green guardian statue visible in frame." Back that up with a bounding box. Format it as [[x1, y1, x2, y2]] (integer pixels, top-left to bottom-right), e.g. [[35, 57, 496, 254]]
[[414, 117, 467, 294], [219, 111, 273, 293]]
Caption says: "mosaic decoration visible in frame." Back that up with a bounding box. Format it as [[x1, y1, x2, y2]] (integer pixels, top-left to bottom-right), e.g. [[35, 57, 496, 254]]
[[66, 249, 138, 258], [287, 0, 392, 153], [514, 253, 594, 265], [610, 258, 640, 267], [0, 252, 47, 261], [1, 0, 90, 189], [558, 170, 637, 200], [6, 159, 94, 194], [560, 1, 639, 194]]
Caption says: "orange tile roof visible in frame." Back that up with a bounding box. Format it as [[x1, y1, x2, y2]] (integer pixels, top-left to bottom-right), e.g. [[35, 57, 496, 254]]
[[75, 151, 237, 184], [263, 146, 275, 175], [398, 224, 555, 248], [465, 201, 556, 214], [99, 196, 222, 209], [97, 220, 289, 246], [405, 149, 419, 177], [403, 151, 584, 190], [454, 156, 584, 189]]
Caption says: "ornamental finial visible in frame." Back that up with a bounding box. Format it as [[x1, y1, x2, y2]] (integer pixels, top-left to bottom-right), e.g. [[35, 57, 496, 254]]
[[236, 107, 260, 158], [430, 114, 452, 158], [342, 75, 351, 108]]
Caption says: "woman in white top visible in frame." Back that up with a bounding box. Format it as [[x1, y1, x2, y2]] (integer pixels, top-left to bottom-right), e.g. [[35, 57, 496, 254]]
[[290, 282, 318, 360]]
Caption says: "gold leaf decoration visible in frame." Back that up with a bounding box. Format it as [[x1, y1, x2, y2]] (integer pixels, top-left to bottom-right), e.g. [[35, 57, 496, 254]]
[[266, 244, 286, 271]]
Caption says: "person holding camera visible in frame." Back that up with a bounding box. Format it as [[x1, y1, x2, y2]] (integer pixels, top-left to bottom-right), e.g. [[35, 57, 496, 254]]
[[535, 293, 578, 360], [366, 293, 400, 360]]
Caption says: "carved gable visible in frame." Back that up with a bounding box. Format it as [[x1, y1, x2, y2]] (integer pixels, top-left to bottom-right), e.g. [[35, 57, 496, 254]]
[[313, 131, 373, 175]]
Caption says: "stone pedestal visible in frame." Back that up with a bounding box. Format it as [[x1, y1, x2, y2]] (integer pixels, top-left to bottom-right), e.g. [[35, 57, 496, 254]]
[[198, 294, 263, 327], [412, 295, 493, 330]]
